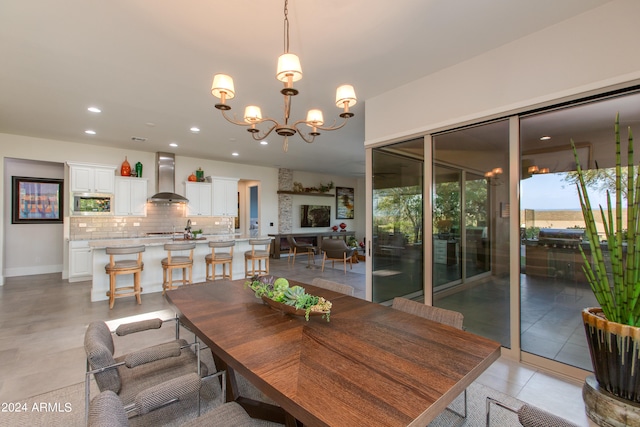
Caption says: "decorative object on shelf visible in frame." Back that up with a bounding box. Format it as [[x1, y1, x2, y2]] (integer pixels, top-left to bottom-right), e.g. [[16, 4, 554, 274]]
[[210, 0, 356, 153], [135, 161, 143, 178], [246, 275, 331, 321], [336, 186, 354, 219], [120, 157, 131, 176], [348, 237, 358, 248], [332, 225, 339, 232], [188, 172, 197, 182], [339, 222, 347, 231], [293, 181, 305, 192], [196, 167, 204, 182], [572, 114, 640, 406]]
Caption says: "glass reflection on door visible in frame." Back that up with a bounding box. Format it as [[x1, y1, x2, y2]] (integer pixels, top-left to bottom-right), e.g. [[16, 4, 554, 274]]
[[433, 165, 462, 289], [372, 141, 424, 303]]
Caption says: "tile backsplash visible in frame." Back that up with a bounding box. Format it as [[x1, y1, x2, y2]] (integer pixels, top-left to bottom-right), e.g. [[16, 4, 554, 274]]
[[69, 203, 234, 240]]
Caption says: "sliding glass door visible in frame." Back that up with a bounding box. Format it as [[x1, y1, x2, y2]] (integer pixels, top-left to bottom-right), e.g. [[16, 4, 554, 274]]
[[371, 140, 424, 303]]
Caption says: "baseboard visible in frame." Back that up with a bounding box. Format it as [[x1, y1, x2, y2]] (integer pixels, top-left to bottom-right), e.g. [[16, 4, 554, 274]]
[[4, 264, 63, 277]]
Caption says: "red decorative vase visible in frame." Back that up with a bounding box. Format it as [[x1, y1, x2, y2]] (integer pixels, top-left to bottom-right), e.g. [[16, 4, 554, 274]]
[[332, 225, 339, 232], [340, 223, 347, 230], [120, 157, 131, 176]]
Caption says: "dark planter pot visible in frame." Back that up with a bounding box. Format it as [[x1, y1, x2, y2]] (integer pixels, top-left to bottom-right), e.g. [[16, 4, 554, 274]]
[[583, 307, 640, 403]]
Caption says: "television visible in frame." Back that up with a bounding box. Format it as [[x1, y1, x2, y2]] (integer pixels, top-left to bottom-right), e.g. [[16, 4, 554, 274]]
[[300, 205, 331, 227]]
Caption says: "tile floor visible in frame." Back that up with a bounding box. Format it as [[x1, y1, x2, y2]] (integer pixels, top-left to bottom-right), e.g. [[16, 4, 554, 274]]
[[0, 255, 595, 426]]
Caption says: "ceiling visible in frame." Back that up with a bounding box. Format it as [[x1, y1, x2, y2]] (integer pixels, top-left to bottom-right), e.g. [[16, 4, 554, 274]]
[[0, 0, 614, 177]]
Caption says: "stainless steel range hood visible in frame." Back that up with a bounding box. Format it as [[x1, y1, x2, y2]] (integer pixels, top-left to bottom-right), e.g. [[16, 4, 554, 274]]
[[148, 152, 189, 203]]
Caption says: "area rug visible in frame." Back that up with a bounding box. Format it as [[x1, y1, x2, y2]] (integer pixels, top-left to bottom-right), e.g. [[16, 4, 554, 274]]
[[0, 379, 523, 427]]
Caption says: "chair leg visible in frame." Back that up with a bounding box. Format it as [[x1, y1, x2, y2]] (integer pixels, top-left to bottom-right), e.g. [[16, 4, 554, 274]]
[[292, 248, 296, 265], [108, 273, 116, 309], [322, 254, 326, 272], [188, 265, 193, 284], [229, 261, 232, 279], [134, 271, 141, 305]]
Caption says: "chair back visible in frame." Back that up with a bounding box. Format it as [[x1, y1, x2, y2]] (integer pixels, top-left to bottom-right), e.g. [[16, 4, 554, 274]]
[[392, 297, 464, 329], [311, 278, 355, 296], [518, 404, 581, 427], [85, 321, 121, 393], [321, 239, 353, 258], [106, 245, 144, 268], [208, 240, 234, 260], [164, 242, 196, 262], [248, 238, 271, 255]]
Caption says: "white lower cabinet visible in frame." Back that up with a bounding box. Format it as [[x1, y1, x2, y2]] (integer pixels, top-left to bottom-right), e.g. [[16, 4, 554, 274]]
[[69, 240, 92, 282]]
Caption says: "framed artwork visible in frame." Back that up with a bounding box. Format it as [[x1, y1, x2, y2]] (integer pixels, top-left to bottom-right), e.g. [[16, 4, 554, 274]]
[[336, 186, 354, 219], [12, 176, 63, 224]]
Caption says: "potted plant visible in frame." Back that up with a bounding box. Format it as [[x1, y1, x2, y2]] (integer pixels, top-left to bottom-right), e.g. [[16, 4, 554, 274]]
[[572, 113, 640, 403]]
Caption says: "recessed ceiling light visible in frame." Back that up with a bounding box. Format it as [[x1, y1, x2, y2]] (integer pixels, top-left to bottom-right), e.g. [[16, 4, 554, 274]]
[[145, 122, 156, 127], [540, 135, 551, 140], [260, 140, 268, 145], [169, 143, 178, 147], [87, 107, 101, 113], [85, 130, 96, 135], [232, 152, 239, 156], [190, 127, 200, 133]]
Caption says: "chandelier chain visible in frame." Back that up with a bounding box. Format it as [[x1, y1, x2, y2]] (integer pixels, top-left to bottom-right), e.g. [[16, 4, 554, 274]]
[[283, 0, 290, 53]]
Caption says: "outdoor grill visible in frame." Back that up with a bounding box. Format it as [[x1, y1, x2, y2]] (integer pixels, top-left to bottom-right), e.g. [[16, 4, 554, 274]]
[[537, 228, 584, 249]]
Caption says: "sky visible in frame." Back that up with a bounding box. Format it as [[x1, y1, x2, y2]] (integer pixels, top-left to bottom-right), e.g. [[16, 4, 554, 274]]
[[520, 172, 610, 210]]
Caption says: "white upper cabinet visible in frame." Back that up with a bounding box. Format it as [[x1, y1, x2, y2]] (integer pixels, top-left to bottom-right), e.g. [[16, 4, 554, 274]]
[[211, 177, 239, 217], [68, 162, 116, 193], [115, 177, 148, 216], [185, 182, 212, 216]]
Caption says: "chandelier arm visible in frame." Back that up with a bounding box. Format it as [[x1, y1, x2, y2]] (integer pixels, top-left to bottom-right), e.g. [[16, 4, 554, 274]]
[[249, 122, 279, 141], [291, 116, 351, 132], [220, 110, 251, 127], [292, 127, 317, 144]]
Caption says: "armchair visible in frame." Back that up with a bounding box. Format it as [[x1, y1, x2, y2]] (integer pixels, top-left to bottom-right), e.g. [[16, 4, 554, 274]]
[[89, 390, 256, 427], [84, 317, 217, 425], [320, 239, 355, 273], [286, 236, 316, 265], [486, 397, 580, 427]]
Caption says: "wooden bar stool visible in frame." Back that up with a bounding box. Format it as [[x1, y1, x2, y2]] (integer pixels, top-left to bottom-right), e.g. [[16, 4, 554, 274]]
[[205, 240, 234, 281], [161, 242, 196, 294], [104, 245, 145, 309], [244, 238, 272, 278]]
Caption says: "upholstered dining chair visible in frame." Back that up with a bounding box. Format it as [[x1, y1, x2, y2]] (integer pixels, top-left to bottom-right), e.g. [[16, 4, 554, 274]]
[[205, 240, 234, 281], [84, 317, 215, 425], [162, 242, 196, 294], [486, 396, 581, 427], [89, 390, 257, 427], [311, 277, 355, 296], [286, 236, 317, 265], [391, 297, 466, 418], [320, 239, 355, 273], [105, 245, 145, 309], [244, 238, 272, 277]]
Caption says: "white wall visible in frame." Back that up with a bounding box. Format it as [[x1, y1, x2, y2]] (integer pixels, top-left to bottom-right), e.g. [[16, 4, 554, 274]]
[[3, 158, 64, 276], [365, 0, 640, 145]]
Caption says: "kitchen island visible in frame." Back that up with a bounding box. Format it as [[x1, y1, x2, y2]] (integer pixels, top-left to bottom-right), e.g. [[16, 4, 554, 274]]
[[86, 235, 271, 302]]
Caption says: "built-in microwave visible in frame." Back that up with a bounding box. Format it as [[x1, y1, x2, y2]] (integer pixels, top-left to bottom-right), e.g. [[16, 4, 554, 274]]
[[72, 193, 113, 215]]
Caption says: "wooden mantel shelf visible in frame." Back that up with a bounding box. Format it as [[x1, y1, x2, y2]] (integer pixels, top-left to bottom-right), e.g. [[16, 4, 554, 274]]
[[277, 191, 334, 197]]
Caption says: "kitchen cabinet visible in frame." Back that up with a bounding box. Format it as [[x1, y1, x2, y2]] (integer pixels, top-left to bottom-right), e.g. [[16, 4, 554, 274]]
[[69, 240, 92, 282], [185, 182, 212, 216], [115, 177, 148, 216], [211, 177, 239, 216], [68, 162, 116, 193]]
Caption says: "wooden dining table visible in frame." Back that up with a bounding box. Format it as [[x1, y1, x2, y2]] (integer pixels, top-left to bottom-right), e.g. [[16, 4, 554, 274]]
[[165, 279, 501, 427]]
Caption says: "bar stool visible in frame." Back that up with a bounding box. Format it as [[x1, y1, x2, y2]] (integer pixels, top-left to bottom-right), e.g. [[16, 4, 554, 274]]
[[161, 242, 196, 294], [244, 238, 272, 278], [205, 240, 234, 281], [104, 245, 145, 309]]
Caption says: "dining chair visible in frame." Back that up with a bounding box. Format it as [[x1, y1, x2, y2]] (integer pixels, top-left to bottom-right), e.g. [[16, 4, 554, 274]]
[[311, 277, 355, 296], [161, 242, 196, 294], [205, 240, 234, 281], [88, 390, 257, 427], [84, 317, 216, 425], [320, 239, 355, 273], [104, 245, 145, 309], [286, 236, 316, 265], [486, 396, 580, 427], [391, 297, 466, 418], [244, 238, 272, 277]]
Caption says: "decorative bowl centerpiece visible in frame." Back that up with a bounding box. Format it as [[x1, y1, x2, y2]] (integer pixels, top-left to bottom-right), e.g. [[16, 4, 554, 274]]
[[245, 275, 331, 321]]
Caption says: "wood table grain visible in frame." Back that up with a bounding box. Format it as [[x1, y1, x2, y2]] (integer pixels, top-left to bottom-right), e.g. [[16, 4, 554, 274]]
[[165, 280, 501, 427]]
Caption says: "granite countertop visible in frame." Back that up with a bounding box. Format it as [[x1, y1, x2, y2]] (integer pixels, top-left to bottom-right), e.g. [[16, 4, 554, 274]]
[[84, 234, 271, 249]]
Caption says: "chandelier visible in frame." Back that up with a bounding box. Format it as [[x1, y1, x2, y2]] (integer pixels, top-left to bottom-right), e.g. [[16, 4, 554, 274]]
[[210, 0, 357, 152]]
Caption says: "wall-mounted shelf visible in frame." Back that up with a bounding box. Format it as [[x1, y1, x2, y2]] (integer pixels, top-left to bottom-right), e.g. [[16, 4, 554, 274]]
[[277, 191, 334, 197]]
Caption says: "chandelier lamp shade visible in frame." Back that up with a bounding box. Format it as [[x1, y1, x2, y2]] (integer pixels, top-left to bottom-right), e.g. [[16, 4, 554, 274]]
[[210, 0, 357, 152]]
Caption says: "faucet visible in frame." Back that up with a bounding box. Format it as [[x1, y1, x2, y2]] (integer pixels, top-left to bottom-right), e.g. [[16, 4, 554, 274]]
[[185, 219, 192, 239]]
